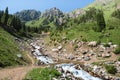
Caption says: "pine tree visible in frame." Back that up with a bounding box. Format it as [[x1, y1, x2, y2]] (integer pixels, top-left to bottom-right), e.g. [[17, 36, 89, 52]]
[[7, 15, 14, 26], [5, 7, 9, 23], [0, 11, 4, 23], [1, 13, 6, 24], [1, 7, 9, 24], [96, 10, 106, 32]]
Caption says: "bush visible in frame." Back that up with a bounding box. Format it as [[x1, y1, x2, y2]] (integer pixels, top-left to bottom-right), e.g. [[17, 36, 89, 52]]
[[82, 38, 87, 42], [97, 39, 101, 45], [118, 57, 120, 61], [114, 45, 120, 54], [105, 65, 117, 74], [103, 43, 110, 47]]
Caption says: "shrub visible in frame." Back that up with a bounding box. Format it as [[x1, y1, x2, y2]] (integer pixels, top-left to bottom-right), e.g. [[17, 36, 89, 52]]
[[103, 43, 110, 47], [114, 45, 120, 54], [105, 65, 117, 74], [97, 39, 101, 45], [82, 38, 87, 42], [118, 57, 120, 61]]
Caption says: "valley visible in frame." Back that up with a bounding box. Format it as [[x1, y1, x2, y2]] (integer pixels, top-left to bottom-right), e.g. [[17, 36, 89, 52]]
[[0, 0, 120, 80]]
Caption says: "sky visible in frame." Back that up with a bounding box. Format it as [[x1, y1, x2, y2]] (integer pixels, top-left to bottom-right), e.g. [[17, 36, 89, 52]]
[[0, 0, 94, 14]]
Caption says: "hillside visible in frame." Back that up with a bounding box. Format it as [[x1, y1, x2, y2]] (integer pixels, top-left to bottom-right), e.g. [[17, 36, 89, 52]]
[[86, 0, 120, 19], [0, 26, 27, 67]]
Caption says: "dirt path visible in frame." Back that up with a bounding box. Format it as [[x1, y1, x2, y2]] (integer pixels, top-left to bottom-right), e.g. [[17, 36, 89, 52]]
[[0, 54, 36, 80], [0, 66, 36, 80], [27, 53, 35, 66]]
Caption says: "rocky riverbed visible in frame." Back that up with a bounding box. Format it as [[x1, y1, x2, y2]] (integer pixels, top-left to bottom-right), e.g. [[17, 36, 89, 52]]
[[27, 38, 120, 80]]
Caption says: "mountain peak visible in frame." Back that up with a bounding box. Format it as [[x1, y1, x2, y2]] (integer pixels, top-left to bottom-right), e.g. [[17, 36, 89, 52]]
[[41, 7, 63, 18], [14, 9, 41, 22]]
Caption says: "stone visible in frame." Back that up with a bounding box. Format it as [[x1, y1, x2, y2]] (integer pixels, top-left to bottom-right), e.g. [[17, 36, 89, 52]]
[[58, 45, 62, 50], [52, 48, 59, 52], [63, 49, 66, 52], [17, 54, 22, 58], [98, 53, 102, 57], [67, 55, 75, 60], [52, 78, 58, 80], [105, 53, 111, 57], [84, 56, 90, 61], [88, 41, 97, 47], [76, 57, 82, 61], [108, 42, 112, 45], [105, 61, 114, 64], [82, 50, 88, 55], [104, 75, 109, 80]]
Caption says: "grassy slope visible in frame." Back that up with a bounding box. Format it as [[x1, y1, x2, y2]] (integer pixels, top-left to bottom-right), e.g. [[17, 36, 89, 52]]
[[0, 27, 27, 67], [86, 0, 120, 19], [64, 0, 120, 44]]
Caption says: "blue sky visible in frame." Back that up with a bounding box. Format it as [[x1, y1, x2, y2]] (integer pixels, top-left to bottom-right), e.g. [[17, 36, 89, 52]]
[[0, 0, 94, 14]]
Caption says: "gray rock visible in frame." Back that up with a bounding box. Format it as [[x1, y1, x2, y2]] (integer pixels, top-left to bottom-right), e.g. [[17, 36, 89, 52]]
[[67, 55, 75, 60], [84, 57, 90, 61]]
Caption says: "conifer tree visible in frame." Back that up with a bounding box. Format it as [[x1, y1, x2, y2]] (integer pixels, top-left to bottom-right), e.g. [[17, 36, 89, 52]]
[[96, 10, 106, 32]]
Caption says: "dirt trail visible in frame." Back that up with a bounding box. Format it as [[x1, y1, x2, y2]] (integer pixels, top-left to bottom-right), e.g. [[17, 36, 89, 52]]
[[0, 54, 36, 80], [0, 66, 35, 80]]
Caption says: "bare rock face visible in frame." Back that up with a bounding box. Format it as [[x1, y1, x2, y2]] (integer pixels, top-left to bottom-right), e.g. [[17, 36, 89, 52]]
[[68, 9, 85, 18], [40, 7, 67, 25], [14, 10, 41, 22]]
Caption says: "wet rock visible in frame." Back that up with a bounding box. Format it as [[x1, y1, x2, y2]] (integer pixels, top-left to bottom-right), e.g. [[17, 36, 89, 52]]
[[75, 64, 81, 70]]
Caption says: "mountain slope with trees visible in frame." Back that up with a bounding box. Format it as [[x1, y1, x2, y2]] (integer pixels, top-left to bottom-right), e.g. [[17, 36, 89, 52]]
[[0, 7, 31, 67]]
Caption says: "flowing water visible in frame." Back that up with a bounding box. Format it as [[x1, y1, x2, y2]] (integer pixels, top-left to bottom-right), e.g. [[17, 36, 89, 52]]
[[56, 63, 102, 80], [31, 43, 101, 80]]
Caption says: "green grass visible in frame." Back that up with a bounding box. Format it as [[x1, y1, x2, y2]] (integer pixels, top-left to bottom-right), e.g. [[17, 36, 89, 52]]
[[85, 0, 120, 20], [105, 65, 117, 74], [25, 67, 61, 80], [49, 20, 120, 45], [0, 27, 27, 67]]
